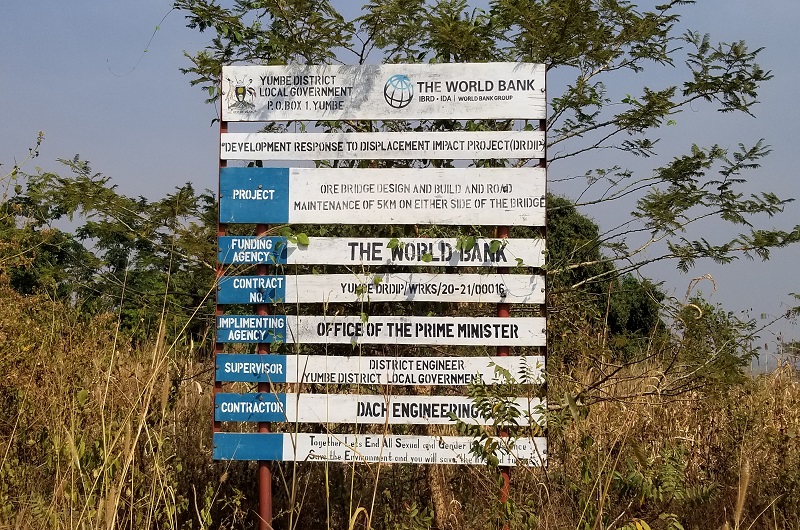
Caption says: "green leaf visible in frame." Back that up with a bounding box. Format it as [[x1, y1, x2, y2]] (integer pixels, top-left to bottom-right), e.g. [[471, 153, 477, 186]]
[[421, 252, 433, 262], [456, 235, 476, 252], [296, 232, 310, 246], [387, 237, 400, 249], [565, 391, 581, 424], [463, 235, 476, 251]]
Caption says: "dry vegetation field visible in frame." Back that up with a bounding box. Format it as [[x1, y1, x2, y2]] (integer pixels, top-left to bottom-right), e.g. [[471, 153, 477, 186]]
[[1, 276, 798, 530], [7, 1, 800, 526]]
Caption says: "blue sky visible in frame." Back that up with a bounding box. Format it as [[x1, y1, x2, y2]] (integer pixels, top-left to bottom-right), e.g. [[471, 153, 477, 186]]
[[2, 1, 798, 360]]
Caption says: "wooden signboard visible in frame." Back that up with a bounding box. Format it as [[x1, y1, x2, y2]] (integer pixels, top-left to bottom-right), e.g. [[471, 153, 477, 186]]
[[219, 167, 546, 226], [213, 61, 549, 480], [218, 236, 545, 268], [217, 272, 544, 304], [215, 315, 546, 346], [222, 63, 546, 121], [221, 131, 545, 160], [215, 354, 545, 385], [213, 432, 547, 465]]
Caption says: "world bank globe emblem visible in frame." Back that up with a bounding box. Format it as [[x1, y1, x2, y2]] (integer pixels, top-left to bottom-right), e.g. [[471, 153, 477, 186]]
[[383, 74, 414, 109]]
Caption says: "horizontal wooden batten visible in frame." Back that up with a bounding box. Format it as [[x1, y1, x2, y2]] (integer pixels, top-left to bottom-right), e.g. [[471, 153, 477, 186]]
[[213, 432, 547, 465], [215, 315, 546, 346], [219, 167, 546, 226], [217, 273, 544, 305], [215, 354, 545, 385], [215, 393, 544, 426], [218, 237, 545, 268], [222, 63, 545, 121], [221, 131, 545, 160]]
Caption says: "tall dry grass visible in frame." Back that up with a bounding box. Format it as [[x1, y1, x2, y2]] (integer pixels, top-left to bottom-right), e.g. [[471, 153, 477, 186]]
[[1, 271, 799, 529], [510, 357, 800, 530], [0, 276, 232, 529]]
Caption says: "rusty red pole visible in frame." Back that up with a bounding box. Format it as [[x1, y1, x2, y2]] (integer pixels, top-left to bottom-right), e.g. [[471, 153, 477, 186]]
[[214, 116, 227, 435], [496, 224, 511, 529], [217, 84, 272, 527], [496, 114, 547, 530], [538, 114, 548, 459], [256, 221, 273, 530]]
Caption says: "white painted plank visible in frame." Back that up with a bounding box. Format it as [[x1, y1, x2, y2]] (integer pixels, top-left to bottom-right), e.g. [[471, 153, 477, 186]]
[[215, 354, 545, 385], [221, 131, 545, 160], [218, 237, 545, 268], [219, 167, 546, 226], [215, 315, 546, 346], [215, 393, 545, 426], [222, 63, 546, 121], [217, 273, 544, 304], [214, 432, 547, 465]]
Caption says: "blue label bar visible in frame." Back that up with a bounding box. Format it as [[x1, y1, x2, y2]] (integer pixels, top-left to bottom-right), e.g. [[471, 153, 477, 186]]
[[215, 393, 288, 422], [216, 354, 288, 383], [213, 433, 284, 461], [218, 236, 288, 264], [216, 315, 287, 343], [220, 167, 290, 224], [217, 276, 287, 304]]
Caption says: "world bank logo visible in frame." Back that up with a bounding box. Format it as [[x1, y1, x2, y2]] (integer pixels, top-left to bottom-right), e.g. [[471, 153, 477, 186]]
[[383, 74, 413, 109]]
